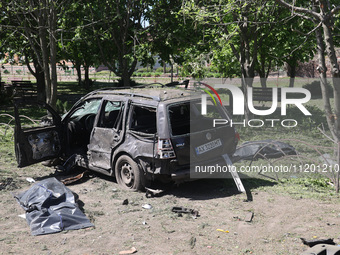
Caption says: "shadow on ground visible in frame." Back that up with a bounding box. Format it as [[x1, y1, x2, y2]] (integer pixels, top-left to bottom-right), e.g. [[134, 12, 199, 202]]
[[149, 175, 277, 201], [33, 166, 277, 202]]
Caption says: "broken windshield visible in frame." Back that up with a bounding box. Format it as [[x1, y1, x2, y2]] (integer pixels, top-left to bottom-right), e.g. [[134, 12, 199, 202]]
[[70, 99, 102, 118]]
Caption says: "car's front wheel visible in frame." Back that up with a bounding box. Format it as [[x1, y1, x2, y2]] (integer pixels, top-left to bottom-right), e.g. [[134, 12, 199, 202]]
[[115, 155, 145, 191]]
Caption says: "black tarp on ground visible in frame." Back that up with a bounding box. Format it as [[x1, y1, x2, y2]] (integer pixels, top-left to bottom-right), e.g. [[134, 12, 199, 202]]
[[232, 139, 297, 162], [14, 177, 94, 236]]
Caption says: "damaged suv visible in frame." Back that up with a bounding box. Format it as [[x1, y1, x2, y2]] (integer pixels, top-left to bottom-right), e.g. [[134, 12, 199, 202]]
[[14, 84, 238, 191]]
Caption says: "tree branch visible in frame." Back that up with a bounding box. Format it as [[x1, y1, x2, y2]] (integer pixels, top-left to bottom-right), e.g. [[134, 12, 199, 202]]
[[274, 0, 321, 20]]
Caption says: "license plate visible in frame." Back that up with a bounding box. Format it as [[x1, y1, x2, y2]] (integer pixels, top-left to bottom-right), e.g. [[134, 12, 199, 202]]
[[195, 138, 222, 155]]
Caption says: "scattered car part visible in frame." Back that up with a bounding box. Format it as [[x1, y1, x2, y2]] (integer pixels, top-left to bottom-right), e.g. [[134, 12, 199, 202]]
[[60, 170, 89, 185], [300, 237, 336, 247], [233, 139, 297, 162], [171, 206, 199, 218], [222, 154, 245, 193], [145, 187, 165, 198], [244, 211, 254, 222], [301, 244, 340, 255]]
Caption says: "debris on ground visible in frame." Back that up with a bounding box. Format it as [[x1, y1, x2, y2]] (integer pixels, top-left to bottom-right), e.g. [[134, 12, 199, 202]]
[[233, 139, 297, 161], [14, 177, 94, 236], [118, 247, 137, 255], [142, 204, 152, 209], [301, 244, 340, 255], [171, 206, 199, 219], [216, 229, 229, 233], [300, 237, 336, 247], [145, 187, 165, 198], [60, 170, 89, 185], [122, 199, 129, 205], [25, 177, 35, 183], [245, 212, 254, 222]]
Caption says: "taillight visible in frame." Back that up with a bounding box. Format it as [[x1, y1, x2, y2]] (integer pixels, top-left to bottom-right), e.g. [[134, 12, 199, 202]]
[[235, 132, 240, 141], [157, 139, 176, 159]]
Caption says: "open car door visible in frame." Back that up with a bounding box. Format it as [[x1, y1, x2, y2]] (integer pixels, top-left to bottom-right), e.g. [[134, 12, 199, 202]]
[[14, 100, 63, 167]]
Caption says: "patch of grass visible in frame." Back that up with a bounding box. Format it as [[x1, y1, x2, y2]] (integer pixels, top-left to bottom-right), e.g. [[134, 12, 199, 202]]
[[255, 177, 338, 200]]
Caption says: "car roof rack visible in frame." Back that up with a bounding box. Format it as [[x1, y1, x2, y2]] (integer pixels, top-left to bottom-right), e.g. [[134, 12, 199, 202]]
[[85, 80, 192, 101]]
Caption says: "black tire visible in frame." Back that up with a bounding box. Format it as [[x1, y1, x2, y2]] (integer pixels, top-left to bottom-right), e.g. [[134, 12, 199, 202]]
[[115, 155, 145, 191]]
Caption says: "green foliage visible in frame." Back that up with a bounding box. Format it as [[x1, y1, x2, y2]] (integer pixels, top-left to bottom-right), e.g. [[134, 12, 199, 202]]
[[155, 66, 172, 73], [136, 68, 149, 73], [55, 99, 70, 114], [3, 69, 9, 74], [283, 177, 330, 188]]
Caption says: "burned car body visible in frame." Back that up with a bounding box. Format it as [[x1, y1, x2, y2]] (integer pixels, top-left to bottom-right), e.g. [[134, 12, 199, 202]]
[[14, 85, 238, 191]]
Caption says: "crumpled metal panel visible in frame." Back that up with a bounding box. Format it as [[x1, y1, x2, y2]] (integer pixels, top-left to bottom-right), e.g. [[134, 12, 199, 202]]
[[88, 127, 117, 170], [117, 132, 156, 159], [14, 177, 94, 236], [301, 244, 340, 255]]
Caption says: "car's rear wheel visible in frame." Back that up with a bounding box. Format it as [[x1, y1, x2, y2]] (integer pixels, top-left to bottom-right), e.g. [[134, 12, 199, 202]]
[[115, 155, 145, 191]]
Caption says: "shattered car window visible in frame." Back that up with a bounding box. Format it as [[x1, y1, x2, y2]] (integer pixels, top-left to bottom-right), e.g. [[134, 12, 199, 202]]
[[70, 99, 101, 118], [16, 103, 56, 130], [129, 106, 157, 134], [169, 100, 226, 136], [99, 101, 125, 129]]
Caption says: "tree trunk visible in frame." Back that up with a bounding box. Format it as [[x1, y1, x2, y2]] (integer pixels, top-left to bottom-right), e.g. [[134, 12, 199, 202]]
[[24, 54, 46, 102], [121, 60, 129, 87], [49, 3, 58, 110], [84, 65, 90, 89], [286, 61, 297, 87], [39, 19, 52, 106], [313, 7, 336, 140], [257, 52, 270, 88], [33, 58, 46, 102], [35, 66, 46, 102], [74, 63, 82, 86], [321, 15, 340, 141]]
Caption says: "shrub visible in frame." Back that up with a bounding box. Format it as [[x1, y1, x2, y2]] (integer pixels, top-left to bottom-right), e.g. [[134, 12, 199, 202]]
[[302, 80, 333, 98], [136, 67, 149, 73], [155, 66, 172, 73], [155, 67, 163, 73], [56, 99, 70, 114]]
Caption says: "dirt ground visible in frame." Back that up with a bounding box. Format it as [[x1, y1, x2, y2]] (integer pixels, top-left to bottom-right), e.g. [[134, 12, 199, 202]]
[[0, 165, 339, 255]]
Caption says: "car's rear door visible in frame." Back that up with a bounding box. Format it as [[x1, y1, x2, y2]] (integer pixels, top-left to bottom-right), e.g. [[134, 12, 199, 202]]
[[168, 100, 237, 166], [13, 100, 63, 167]]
